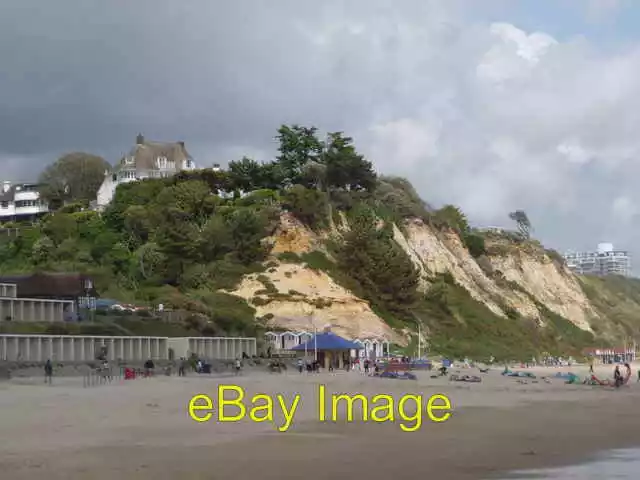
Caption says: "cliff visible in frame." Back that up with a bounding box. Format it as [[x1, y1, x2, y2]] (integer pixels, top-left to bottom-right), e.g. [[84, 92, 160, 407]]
[[4, 121, 637, 359], [244, 212, 636, 357]]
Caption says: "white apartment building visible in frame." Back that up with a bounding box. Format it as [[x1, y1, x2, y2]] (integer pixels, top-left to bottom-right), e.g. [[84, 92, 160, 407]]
[[564, 243, 631, 277], [0, 182, 49, 222], [95, 134, 197, 209]]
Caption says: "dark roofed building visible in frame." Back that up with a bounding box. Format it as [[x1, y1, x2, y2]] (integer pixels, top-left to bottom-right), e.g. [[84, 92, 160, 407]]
[[0, 272, 96, 311], [95, 134, 197, 209]]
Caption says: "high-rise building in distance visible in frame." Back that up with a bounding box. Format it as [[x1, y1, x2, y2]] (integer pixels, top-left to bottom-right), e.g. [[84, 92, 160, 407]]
[[563, 243, 631, 277]]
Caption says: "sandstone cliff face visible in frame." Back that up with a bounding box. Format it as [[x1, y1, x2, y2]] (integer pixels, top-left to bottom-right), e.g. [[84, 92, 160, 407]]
[[235, 213, 598, 341], [398, 218, 596, 331], [487, 252, 596, 331], [398, 219, 541, 320], [268, 212, 319, 255], [229, 263, 401, 343]]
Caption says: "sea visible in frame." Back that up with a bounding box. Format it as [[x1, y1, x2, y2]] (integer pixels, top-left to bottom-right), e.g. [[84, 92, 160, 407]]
[[500, 448, 640, 479]]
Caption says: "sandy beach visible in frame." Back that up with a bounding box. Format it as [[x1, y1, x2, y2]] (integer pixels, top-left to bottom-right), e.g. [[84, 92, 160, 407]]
[[1, 363, 640, 479]]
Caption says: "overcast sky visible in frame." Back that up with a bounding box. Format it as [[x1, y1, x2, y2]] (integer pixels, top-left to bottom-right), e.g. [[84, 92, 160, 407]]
[[2, 0, 640, 266]]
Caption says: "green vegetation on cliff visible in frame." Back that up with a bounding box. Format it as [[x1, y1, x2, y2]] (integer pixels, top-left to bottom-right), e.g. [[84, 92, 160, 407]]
[[0, 124, 606, 360]]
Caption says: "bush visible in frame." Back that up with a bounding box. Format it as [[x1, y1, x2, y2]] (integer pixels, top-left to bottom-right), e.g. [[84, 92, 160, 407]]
[[277, 252, 302, 263], [463, 233, 486, 258], [282, 185, 328, 230]]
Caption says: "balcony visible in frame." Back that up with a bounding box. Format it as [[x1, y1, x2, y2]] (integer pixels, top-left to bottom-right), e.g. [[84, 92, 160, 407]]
[[14, 190, 40, 202]]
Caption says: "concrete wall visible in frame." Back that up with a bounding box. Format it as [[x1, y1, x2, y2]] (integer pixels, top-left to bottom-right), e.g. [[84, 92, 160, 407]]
[[0, 335, 258, 362], [167, 337, 257, 360], [0, 335, 167, 362], [0, 297, 75, 322]]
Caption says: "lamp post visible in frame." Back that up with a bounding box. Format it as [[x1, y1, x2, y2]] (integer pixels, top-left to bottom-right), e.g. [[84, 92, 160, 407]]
[[305, 306, 318, 363], [410, 311, 424, 360]]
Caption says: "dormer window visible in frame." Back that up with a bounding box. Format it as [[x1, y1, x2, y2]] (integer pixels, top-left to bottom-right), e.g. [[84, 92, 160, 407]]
[[157, 156, 168, 169], [124, 156, 135, 165]]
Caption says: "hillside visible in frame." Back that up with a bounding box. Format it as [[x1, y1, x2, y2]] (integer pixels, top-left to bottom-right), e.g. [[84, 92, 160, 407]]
[[1, 124, 639, 360]]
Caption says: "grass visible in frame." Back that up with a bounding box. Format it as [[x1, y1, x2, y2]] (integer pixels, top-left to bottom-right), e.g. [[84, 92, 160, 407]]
[[579, 275, 640, 341]]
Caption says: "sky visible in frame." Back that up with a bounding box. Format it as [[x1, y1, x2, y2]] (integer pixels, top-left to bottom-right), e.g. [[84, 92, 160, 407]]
[[2, 0, 640, 266]]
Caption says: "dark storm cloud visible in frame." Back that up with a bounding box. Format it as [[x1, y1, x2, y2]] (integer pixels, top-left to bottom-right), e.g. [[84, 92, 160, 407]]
[[0, 0, 406, 165], [2, 0, 640, 268]]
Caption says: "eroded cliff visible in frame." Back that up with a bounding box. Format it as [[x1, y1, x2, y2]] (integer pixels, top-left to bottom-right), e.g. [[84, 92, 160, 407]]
[[231, 212, 629, 347]]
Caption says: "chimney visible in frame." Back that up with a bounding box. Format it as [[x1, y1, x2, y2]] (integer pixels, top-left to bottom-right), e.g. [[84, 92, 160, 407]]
[[2, 181, 11, 194], [178, 141, 185, 148], [136, 133, 144, 145]]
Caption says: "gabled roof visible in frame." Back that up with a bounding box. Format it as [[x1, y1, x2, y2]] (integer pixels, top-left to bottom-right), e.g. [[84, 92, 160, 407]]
[[112, 135, 193, 173], [291, 332, 362, 351]]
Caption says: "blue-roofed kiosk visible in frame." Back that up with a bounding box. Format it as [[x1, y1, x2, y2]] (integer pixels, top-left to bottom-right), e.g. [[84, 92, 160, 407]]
[[291, 328, 362, 370]]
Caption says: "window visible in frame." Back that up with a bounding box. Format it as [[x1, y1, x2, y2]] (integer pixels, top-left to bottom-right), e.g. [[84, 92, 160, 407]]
[[124, 156, 135, 165], [157, 156, 168, 169], [15, 200, 37, 208], [0, 201, 7, 209]]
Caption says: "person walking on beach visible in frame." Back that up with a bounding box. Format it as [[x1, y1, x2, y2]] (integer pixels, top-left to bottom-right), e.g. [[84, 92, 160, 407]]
[[297, 358, 303, 373], [44, 359, 53, 385], [178, 357, 187, 377], [234, 358, 242, 375], [364, 359, 370, 374]]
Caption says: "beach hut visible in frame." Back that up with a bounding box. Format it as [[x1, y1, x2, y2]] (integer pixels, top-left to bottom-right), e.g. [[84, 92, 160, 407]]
[[291, 332, 362, 369]]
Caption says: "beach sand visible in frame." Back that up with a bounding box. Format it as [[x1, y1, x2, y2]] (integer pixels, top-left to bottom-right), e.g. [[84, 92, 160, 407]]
[[1, 363, 639, 479]]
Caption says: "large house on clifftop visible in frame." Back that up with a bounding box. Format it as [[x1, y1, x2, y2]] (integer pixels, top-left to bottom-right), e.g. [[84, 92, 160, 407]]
[[95, 134, 197, 209]]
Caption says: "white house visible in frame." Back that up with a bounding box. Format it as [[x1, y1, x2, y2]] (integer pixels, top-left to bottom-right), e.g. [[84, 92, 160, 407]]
[[0, 182, 49, 221], [95, 134, 197, 209]]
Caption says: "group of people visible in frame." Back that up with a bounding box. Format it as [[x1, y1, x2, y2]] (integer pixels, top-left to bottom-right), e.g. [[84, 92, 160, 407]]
[[296, 358, 321, 373], [295, 357, 381, 374]]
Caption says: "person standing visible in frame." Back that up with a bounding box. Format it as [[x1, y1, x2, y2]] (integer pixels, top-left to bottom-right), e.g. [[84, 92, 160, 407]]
[[234, 358, 242, 375], [178, 357, 187, 377], [614, 364, 622, 388], [297, 358, 304, 373], [44, 359, 53, 385]]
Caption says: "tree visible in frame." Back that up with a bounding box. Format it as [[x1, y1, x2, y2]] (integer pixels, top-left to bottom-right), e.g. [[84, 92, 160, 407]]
[[335, 206, 420, 312], [434, 205, 469, 233], [156, 180, 217, 228], [224, 209, 270, 265], [155, 208, 200, 282], [199, 216, 234, 262], [228, 157, 263, 192], [282, 185, 328, 229], [323, 132, 377, 191], [39, 152, 111, 209], [509, 210, 532, 239], [275, 125, 323, 185]]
